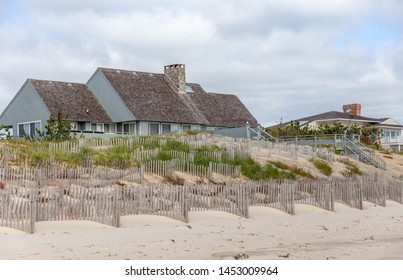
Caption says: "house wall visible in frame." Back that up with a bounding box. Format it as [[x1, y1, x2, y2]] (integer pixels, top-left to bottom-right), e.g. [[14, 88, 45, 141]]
[[87, 69, 134, 123], [0, 81, 50, 137]]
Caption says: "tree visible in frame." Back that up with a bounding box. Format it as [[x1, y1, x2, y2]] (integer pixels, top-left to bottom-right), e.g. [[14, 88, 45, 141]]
[[0, 124, 12, 140], [37, 114, 75, 141], [268, 120, 381, 148]]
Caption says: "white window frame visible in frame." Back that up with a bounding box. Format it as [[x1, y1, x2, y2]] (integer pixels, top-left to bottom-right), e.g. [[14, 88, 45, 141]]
[[123, 122, 136, 135], [161, 123, 172, 134], [17, 120, 41, 138], [182, 124, 191, 132], [149, 123, 160, 135], [104, 123, 116, 134], [91, 123, 104, 133]]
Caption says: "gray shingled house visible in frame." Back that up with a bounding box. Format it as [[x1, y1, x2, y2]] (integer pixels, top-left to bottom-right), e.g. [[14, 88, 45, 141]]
[[267, 104, 403, 152], [0, 79, 113, 138], [0, 64, 258, 138]]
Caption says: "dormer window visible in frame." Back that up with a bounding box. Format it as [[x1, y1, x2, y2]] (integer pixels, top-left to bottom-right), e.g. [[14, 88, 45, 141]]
[[186, 85, 194, 93]]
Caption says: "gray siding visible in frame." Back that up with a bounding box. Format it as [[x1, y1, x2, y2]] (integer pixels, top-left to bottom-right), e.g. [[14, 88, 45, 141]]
[[87, 69, 134, 122], [0, 81, 50, 137]]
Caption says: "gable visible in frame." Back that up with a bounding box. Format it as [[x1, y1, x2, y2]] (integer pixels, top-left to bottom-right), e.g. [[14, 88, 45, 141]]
[[87, 69, 134, 122], [0, 80, 50, 127], [379, 118, 402, 126]]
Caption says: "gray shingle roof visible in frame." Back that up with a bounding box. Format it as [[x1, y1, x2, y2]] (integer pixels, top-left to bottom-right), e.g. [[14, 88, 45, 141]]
[[298, 111, 381, 123], [99, 67, 257, 127], [268, 111, 382, 129], [190, 92, 258, 127], [30, 79, 112, 123]]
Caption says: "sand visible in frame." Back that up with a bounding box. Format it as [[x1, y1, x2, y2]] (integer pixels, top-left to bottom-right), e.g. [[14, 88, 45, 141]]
[[1, 200, 402, 260]]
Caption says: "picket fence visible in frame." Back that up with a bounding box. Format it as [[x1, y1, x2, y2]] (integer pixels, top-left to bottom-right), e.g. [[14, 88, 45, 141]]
[[1, 178, 402, 233]]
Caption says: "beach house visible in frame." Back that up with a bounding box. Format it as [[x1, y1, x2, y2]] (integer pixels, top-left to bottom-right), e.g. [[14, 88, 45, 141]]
[[0, 64, 258, 138], [267, 104, 403, 152]]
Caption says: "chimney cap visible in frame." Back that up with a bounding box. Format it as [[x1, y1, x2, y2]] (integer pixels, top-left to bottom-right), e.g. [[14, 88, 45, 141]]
[[164, 64, 185, 69]]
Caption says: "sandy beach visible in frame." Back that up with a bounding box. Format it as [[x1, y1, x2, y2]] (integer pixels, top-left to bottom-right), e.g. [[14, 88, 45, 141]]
[[1, 200, 402, 260]]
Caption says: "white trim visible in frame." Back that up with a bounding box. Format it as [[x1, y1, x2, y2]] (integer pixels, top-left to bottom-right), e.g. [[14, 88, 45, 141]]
[[148, 122, 160, 135], [161, 123, 172, 134], [17, 120, 41, 137], [315, 118, 379, 124]]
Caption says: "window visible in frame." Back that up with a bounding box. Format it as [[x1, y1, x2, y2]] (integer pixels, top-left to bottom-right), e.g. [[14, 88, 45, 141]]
[[17, 121, 40, 138], [149, 123, 160, 135], [123, 123, 136, 135], [123, 124, 129, 135], [104, 124, 116, 134], [76, 122, 86, 131], [130, 124, 136, 135], [186, 85, 194, 93], [162, 124, 171, 134], [91, 123, 104, 133], [182, 124, 191, 131]]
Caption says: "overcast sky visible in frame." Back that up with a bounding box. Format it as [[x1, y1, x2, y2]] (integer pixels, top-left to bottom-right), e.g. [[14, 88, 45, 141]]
[[1, 0, 403, 127]]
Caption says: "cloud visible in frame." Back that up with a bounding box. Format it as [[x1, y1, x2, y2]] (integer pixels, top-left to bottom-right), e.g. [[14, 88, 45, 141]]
[[1, 0, 403, 128]]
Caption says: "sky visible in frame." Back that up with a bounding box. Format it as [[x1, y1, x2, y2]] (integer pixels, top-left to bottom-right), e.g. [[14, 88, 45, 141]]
[[1, 0, 403, 127]]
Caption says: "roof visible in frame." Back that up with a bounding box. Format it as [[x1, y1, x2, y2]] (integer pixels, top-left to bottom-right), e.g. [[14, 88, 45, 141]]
[[190, 92, 258, 127], [99, 67, 257, 127], [268, 111, 382, 129], [30, 79, 112, 123]]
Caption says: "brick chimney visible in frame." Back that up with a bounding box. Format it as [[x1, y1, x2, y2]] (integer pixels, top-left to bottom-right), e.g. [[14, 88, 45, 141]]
[[343, 103, 361, 116], [164, 64, 186, 94]]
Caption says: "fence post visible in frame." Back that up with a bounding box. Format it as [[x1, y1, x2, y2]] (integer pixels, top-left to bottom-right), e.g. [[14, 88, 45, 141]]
[[208, 162, 212, 180], [290, 183, 295, 215], [29, 187, 37, 234], [183, 186, 189, 223], [114, 185, 121, 228]]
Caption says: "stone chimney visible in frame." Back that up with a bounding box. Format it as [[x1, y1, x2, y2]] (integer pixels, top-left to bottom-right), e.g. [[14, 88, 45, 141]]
[[164, 64, 186, 94], [343, 103, 361, 116]]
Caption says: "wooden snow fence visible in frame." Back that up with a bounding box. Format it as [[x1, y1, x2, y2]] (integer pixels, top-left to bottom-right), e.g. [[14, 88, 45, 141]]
[[0, 166, 144, 186], [248, 181, 296, 215], [296, 180, 334, 211], [119, 184, 188, 223], [1, 177, 403, 234], [0, 184, 120, 233], [331, 179, 363, 209], [186, 183, 249, 218], [143, 159, 240, 179], [361, 175, 386, 207], [386, 180, 403, 204]]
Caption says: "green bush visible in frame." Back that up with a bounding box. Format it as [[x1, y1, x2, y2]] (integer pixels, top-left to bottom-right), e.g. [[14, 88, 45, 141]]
[[230, 157, 296, 180], [269, 160, 315, 179], [337, 158, 362, 177], [310, 159, 332, 176]]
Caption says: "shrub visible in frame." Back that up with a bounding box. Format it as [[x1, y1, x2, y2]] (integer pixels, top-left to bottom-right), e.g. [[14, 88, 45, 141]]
[[337, 158, 362, 177], [230, 157, 296, 180], [269, 161, 315, 179], [310, 159, 332, 176]]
